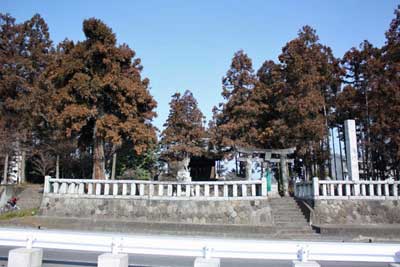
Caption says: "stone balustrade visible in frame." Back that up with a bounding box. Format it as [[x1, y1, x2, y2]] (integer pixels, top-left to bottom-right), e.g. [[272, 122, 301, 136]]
[[295, 177, 400, 200], [44, 176, 267, 200]]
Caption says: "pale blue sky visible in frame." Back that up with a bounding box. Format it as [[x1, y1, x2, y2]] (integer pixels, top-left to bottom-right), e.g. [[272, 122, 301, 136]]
[[1, 0, 399, 131]]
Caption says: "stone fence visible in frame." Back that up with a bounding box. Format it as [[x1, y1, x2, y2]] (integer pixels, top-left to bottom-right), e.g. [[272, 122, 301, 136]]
[[44, 176, 267, 200], [295, 177, 400, 200]]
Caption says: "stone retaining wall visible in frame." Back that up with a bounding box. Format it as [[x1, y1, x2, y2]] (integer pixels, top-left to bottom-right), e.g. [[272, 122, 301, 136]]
[[40, 195, 273, 226], [313, 199, 400, 225]]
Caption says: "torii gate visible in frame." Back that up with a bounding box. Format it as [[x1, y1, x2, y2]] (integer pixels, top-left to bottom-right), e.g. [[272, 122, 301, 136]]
[[237, 147, 296, 196]]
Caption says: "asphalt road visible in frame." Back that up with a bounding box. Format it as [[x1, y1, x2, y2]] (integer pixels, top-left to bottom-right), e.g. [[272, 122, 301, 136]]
[[0, 246, 390, 267]]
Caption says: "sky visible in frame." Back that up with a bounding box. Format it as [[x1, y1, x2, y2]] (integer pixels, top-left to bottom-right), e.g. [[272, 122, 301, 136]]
[[1, 0, 399, 131]]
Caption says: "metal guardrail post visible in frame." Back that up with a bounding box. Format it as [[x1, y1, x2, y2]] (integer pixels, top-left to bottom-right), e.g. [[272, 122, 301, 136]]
[[98, 237, 128, 267], [194, 246, 220, 267], [8, 234, 43, 267], [292, 245, 320, 266]]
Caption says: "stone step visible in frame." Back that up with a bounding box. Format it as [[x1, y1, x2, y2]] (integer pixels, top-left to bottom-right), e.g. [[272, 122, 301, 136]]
[[273, 210, 305, 214], [271, 204, 302, 208], [269, 204, 299, 208], [274, 219, 309, 224], [272, 214, 304, 218], [276, 229, 315, 235], [272, 211, 305, 215], [274, 223, 310, 228]]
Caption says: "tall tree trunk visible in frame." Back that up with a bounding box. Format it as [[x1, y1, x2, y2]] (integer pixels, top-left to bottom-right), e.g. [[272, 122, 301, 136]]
[[21, 150, 26, 183], [3, 153, 8, 184], [92, 125, 106, 180], [323, 104, 332, 178], [331, 127, 338, 180], [235, 154, 238, 176], [56, 155, 60, 179], [111, 152, 117, 180]]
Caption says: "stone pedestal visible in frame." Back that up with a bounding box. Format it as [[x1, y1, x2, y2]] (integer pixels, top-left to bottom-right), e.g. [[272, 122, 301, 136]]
[[292, 260, 320, 267], [8, 248, 43, 267], [388, 264, 400, 267], [194, 257, 220, 267], [98, 253, 128, 267]]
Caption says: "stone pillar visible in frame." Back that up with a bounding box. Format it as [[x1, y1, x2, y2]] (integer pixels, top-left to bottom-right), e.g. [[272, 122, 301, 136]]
[[292, 260, 320, 267], [8, 248, 43, 267], [245, 156, 252, 181], [194, 258, 220, 267], [98, 253, 128, 267], [280, 155, 289, 196], [344, 120, 359, 181]]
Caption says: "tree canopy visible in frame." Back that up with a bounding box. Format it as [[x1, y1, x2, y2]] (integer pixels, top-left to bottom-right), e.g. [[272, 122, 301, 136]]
[[1, 6, 400, 182], [161, 90, 206, 162], [46, 18, 157, 179]]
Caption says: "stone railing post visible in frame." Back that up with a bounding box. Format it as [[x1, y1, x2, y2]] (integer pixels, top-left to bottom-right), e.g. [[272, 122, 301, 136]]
[[354, 181, 360, 196], [361, 183, 366, 196], [78, 182, 85, 195], [95, 183, 101, 195], [233, 184, 238, 197], [214, 185, 219, 197], [205, 184, 210, 197], [322, 183, 327, 196], [251, 184, 256, 197], [384, 180, 390, 197], [242, 184, 247, 197], [149, 183, 154, 197], [369, 183, 375, 196], [139, 184, 145, 196], [394, 182, 398, 197], [261, 177, 267, 197], [223, 184, 228, 198], [53, 182, 59, 194], [329, 183, 335, 196], [122, 183, 127, 196], [44, 176, 51, 193], [104, 183, 110, 195], [312, 177, 319, 198]]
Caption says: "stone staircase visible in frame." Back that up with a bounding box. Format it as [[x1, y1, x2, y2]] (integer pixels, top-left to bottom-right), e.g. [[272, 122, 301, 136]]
[[269, 196, 317, 238]]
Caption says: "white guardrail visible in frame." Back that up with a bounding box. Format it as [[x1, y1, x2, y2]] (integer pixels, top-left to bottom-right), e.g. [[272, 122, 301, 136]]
[[295, 177, 400, 200], [0, 228, 399, 264], [44, 176, 268, 200]]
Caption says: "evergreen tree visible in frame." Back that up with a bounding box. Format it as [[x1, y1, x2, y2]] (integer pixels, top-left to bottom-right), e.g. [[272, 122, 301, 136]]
[[337, 41, 379, 178], [276, 26, 342, 178], [0, 13, 53, 182], [250, 60, 286, 148], [212, 50, 258, 151], [160, 90, 205, 180], [370, 6, 400, 178], [47, 18, 157, 179]]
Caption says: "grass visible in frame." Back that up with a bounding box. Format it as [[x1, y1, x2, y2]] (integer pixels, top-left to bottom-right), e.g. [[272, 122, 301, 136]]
[[0, 208, 38, 220]]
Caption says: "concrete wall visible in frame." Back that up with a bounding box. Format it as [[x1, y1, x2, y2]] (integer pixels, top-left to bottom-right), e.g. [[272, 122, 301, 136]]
[[313, 199, 400, 225], [40, 195, 273, 226]]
